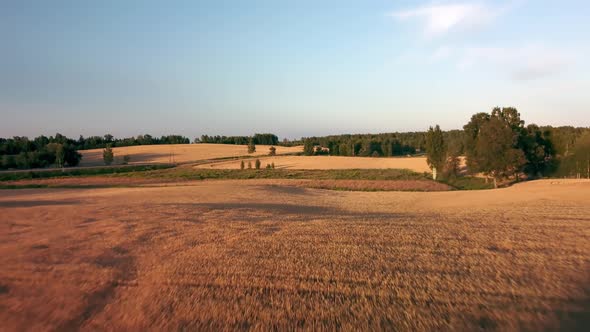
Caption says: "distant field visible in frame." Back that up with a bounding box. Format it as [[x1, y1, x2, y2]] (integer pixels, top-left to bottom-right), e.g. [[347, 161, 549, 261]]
[[196, 155, 431, 173], [1, 179, 588, 330], [79, 144, 303, 166]]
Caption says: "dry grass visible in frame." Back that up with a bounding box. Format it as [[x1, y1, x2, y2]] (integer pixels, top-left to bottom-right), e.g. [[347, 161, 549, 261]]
[[79, 144, 303, 166], [293, 179, 452, 191], [196, 155, 431, 173], [0, 179, 589, 330], [1, 178, 451, 192]]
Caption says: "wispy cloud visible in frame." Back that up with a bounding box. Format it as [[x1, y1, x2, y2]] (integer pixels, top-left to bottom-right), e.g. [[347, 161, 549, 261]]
[[458, 44, 576, 80], [390, 1, 572, 81], [389, 1, 513, 37], [430, 46, 453, 62]]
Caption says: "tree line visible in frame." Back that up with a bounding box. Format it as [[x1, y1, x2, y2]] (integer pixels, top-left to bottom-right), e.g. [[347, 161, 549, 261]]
[[300, 109, 589, 182], [76, 134, 190, 150], [197, 133, 279, 146], [423, 107, 590, 186], [0, 133, 190, 170], [2, 116, 588, 175], [301, 131, 464, 157], [0, 134, 82, 169]]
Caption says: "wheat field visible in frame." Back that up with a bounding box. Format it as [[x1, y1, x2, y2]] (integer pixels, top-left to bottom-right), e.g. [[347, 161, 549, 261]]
[[1, 179, 589, 330], [79, 144, 303, 166], [196, 155, 431, 173]]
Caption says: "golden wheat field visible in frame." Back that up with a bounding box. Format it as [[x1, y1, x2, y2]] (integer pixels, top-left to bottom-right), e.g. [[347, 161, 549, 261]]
[[1, 179, 589, 330], [79, 144, 303, 166], [196, 155, 431, 173]]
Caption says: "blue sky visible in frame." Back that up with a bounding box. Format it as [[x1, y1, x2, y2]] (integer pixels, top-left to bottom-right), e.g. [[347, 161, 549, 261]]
[[2, 0, 589, 139]]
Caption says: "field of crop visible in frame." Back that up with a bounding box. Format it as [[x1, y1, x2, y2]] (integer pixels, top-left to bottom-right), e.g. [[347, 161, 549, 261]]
[[79, 144, 303, 166], [1, 179, 589, 330], [196, 155, 431, 173]]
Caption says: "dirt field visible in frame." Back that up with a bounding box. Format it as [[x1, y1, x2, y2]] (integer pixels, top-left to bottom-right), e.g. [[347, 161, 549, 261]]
[[1, 180, 589, 330], [79, 144, 303, 166], [196, 155, 431, 172]]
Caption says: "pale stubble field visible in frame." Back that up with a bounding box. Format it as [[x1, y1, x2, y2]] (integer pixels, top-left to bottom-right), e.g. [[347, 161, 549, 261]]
[[0, 179, 589, 330]]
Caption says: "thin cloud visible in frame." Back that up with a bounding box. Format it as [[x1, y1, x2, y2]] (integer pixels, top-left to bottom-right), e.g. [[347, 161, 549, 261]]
[[459, 44, 576, 81], [389, 1, 513, 37], [430, 46, 453, 62]]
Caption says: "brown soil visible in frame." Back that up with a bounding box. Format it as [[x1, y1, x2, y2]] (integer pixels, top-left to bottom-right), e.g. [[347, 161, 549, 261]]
[[1, 180, 589, 330]]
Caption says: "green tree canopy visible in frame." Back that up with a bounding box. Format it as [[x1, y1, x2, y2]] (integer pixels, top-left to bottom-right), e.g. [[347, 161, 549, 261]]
[[303, 139, 314, 156], [471, 114, 526, 187], [103, 145, 114, 166], [247, 139, 256, 154], [425, 125, 446, 179]]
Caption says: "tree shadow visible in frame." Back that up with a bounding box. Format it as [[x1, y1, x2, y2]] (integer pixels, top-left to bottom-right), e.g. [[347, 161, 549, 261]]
[[257, 185, 316, 196], [555, 282, 590, 331], [162, 202, 407, 223], [0, 200, 80, 208]]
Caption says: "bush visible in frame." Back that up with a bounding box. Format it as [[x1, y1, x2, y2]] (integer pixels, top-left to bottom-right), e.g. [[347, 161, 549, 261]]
[[1, 155, 16, 169], [122, 155, 131, 165], [269, 146, 276, 156], [255, 159, 261, 169], [240, 160, 245, 170], [248, 161, 252, 169], [248, 139, 256, 154], [103, 145, 114, 166]]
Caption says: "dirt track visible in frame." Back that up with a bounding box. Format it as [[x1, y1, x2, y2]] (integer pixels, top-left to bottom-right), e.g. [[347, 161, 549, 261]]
[[1, 180, 589, 330]]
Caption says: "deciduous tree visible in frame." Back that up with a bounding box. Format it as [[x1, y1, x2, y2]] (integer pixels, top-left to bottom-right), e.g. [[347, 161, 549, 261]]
[[474, 116, 526, 187], [103, 145, 114, 166], [248, 139, 256, 154], [425, 125, 446, 180], [303, 139, 314, 156]]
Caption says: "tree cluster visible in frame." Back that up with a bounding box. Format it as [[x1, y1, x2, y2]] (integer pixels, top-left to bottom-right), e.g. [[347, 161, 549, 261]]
[[0, 134, 81, 169], [0, 133, 191, 170], [300, 131, 465, 157], [462, 108, 556, 186], [552, 131, 590, 178], [76, 134, 190, 150], [197, 133, 279, 146]]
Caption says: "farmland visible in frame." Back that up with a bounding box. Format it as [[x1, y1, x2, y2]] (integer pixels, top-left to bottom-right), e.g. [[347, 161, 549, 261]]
[[196, 155, 432, 173], [78, 144, 303, 166], [1, 179, 589, 330]]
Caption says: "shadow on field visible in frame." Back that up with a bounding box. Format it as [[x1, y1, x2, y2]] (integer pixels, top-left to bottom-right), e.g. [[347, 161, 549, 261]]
[[163, 202, 405, 223], [56, 245, 137, 331], [124, 153, 171, 162], [81, 152, 171, 166], [0, 200, 80, 208], [557, 283, 590, 331], [258, 185, 316, 196]]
